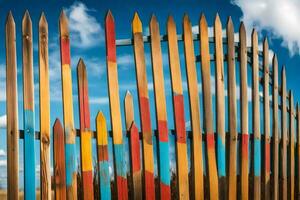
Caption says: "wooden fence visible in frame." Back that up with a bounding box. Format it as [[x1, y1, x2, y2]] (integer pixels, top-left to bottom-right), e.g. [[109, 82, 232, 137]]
[[4, 9, 300, 200]]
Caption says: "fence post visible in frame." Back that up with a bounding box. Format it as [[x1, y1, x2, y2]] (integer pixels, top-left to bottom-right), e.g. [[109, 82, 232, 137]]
[[289, 91, 295, 199], [297, 104, 300, 199], [199, 14, 219, 200], [59, 11, 77, 199], [227, 17, 238, 200], [281, 67, 287, 200], [150, 15, 171, 199], [132, 12, 155, 199], [252, 29, 261, 200], [124, 91, 134, 131], [263, 38, 270, 200], [167, 15, 189, 200], [22, 10, 36, 199], [214, 14, 226, 200], [272, 55, 279, 200], [77, 59, 94, 199], [39, 12, 51, 199], [183, 14, 204, 200], [105, 11, 128, 199], [239, 22, 248, 200], [53, 119, 67, 200], [5, 11, 19, 199], [96, 112, 111, 199]]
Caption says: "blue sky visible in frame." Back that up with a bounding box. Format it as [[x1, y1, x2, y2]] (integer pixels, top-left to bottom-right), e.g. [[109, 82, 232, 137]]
[[0, 0, 299, 189]]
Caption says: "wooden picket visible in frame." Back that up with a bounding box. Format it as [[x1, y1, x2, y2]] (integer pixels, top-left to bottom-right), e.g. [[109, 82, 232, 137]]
[[39, 12, 51, 199], [150, 15, 171, 199], [5, 11, 19, 199], [22, 10, 36, 199], [183, 14, 204, 200], [77, 59, 94, 199], [239, 21, 248, 200], [199, 14, 218, 200], [59, 11, 77, 199], [214, 14, 226, 200], [227, 17, 237, 200], [132, 12, 155, 199], [167, 15, 189, 200], [4, 10, 300, 200], [53, 119, 67, 200], [96, 112, 111, 199]]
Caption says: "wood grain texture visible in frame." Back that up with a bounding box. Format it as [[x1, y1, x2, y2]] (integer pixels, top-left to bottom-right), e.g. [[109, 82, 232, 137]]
[[214, 14, 226, 200], [96, 112, 111, 200], [262, 38, 270, 200], [129, 122, 142, 200], [167, 15, 189, 200], [227, 17, 237, 200], [105, 11, 128, 199], [59, 11, 77, 199], [5, 11, 19, 199], [288, 91, 295, 200], [281, 67, 287, 200], [22, 11, 36, 199], [199, 14, 218, 200], [132, 12, 155, 200], [252, 29, 261, 200], [77, 59, 94, 200], [239, 22, 248, 200], [272, 55, 279, 200], [183, 14, 204, 200], [39, 13, 51, 200], [53, 119, 67, 200], [150, 15, 170, 199], [124, 91, 134, 131]]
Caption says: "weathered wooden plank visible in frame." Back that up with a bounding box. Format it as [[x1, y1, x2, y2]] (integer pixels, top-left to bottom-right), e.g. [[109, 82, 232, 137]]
[[214, 14, 226, 199], [252, 29, 261, 200], [96, 112, 111, 200], [53, 119, 67, 200], [297, 104, 300, 199], [289, 91, 295, 200], [105, 11, 128, 199], [281, 67, 287, 200], [59, 11, 77, 199], [183, 14, 204, 200], [272, 55, 279, 200], [167, 15, 189, 200], [77, 59, 94, 199], [5, 11, 19, 199], [199, 14, 218, 200], [227, 17, 237, 200], [132, 12, 155, 199], [239, 22, 248, 200], [124, 91, 134, 131], [22, 11, 36, 199], [262, 38, 270, 200], [150, 15, 170, 199], [129, 122, 142, 200], [39, 13, 51, 200]]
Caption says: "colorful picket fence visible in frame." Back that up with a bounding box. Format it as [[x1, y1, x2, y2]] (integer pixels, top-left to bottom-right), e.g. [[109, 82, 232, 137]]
[[4, 9, 300, 200]]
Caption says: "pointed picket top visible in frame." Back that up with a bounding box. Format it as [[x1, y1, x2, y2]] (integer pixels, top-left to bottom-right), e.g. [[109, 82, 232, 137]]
[[39, 12, 48, 28], [54, 118, 63, 133], [124, 90, 134, 131], [226, 16, 233, 31], [199, 13, 207, 29], [22, 10, 32, 36], [239, 22, 246, 35], [252, 28, 258, 42], [132, 12, 142, 33], [282, 65, 286, 84], [59, 10, 69, 36], [214, 13, 222, 30], [96, 111, 108, 145], [77, 58, 86, 72], [183, 13, 190, 26], [6, 11, 15, 27], [150, 14, 158, 26], [167, 15, 175, 28], [105, 10, 114, 23], [263, 37, 268, 49], [273, 54, 278, 69], [290, 90, 293, 105], [96, 111, 106, 127]]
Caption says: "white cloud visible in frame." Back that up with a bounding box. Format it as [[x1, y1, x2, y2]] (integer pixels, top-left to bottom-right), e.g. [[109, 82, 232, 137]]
[[66, 2, 103, 48], [0, 115, 6, 129], [0, 160, 6, 167], [0, 150, 6, 157], [89, 97, 109, 105], [231, 0, 300, 56]]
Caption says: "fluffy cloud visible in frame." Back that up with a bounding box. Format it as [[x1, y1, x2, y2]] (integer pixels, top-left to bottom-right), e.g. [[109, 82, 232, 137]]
[[66, 2, 103, 48], [231, 0, 300, 56], [0, 115, 6, 129]]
